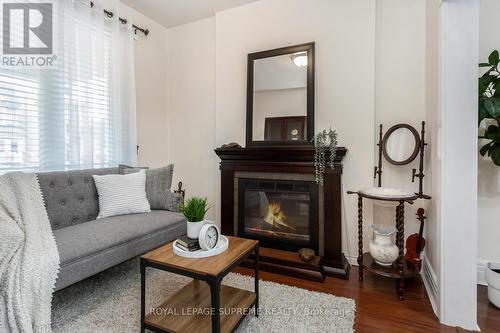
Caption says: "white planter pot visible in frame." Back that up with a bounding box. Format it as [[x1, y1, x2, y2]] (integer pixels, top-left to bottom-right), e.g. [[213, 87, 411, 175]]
[[486, 262, 500, 309], [187, 220, 205, 239], [368, 224, 399, 266]]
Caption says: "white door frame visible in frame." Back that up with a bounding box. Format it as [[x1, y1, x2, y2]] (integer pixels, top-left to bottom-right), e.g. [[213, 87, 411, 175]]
[[438, 0, 479, 330]]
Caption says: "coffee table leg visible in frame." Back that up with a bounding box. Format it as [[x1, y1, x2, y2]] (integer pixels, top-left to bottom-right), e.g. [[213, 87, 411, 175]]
[[254, 243, 259, 317], [140, 259, 146, 333], [209, 277, 221, 333]]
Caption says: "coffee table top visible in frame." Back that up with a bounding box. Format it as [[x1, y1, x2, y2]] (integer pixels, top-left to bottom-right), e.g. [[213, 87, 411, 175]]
[[141, 236, 258, 277]]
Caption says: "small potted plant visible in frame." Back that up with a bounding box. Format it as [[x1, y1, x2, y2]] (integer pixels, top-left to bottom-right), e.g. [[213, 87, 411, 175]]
[[180, 197, 211, 239]]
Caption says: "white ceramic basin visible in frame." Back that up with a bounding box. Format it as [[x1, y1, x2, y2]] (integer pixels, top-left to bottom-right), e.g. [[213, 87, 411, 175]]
[[359, 187, 415, 200]]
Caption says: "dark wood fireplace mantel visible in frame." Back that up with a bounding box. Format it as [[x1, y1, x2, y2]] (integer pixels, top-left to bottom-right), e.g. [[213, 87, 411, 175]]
[[215, 146, 350, 280], [214, 146, 347, 163]]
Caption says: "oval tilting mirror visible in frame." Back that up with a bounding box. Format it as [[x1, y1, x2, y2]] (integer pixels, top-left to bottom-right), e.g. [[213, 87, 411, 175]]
[[382, 124, 421, 165]]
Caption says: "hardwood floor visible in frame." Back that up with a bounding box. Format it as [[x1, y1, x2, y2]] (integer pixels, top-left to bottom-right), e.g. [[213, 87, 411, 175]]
[[234, 266, 500, 332]]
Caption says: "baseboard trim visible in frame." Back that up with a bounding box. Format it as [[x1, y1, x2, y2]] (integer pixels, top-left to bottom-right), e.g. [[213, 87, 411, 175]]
[[477, 259, 488, 286], [345, 254, 358, 266], [422, 254, 439, 317]]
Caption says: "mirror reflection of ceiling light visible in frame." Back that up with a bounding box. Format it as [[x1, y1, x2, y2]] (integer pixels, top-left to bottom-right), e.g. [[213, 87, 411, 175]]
[[291, 52, 307, 67]]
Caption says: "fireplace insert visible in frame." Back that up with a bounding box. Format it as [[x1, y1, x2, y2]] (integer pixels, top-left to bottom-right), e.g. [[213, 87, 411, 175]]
[[238, 178, 319, 252]]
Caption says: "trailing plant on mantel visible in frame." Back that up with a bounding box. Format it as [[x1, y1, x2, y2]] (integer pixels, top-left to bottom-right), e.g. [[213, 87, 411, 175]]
[[479, 50, 500, 165], [312, 128, 338, 185]]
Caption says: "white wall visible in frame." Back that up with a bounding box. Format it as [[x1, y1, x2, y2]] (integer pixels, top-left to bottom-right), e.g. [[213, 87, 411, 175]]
[[373, 0, 429, 257], [437, 0, 479, 329], [254, 55, 307, 91], [423, 0, 441, 314], [165, 17, 217, 220], [214, 0, 376, 259], [253, 88, 306, 140], [478, 0, 500, 268]]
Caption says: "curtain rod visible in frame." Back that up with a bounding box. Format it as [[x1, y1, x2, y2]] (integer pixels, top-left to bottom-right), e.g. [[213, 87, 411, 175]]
[[90, 1, 149, 36]]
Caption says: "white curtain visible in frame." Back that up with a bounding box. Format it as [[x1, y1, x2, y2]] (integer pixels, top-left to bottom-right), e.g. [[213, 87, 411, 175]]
[[0, 0, 137, 172]]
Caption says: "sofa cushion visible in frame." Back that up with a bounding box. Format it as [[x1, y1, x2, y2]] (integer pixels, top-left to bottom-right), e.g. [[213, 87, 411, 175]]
[[37, 167, 119, 230], [54, 210, 186, 266], [121, 164, 175, 210], [93, 170, 151, 218]]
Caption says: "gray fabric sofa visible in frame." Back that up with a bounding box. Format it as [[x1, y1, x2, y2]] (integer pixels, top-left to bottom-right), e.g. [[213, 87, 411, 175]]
[[36, 167, 186, 291]]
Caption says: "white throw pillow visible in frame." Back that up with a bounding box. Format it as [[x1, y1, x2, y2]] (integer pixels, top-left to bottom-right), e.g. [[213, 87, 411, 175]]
[[93, 169, 151, 218]]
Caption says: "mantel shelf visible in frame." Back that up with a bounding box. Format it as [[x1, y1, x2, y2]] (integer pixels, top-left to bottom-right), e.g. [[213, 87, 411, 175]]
[[214, 146, 347, 163]]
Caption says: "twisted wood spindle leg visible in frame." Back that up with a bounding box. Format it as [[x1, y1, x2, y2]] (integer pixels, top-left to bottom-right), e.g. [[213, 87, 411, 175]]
[[396, 201, 405, 300], [357, 195, 364, 282]]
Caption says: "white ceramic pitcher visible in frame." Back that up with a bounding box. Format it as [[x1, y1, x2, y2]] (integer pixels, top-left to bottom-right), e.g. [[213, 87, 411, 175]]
[[368, 224, 399, 266]]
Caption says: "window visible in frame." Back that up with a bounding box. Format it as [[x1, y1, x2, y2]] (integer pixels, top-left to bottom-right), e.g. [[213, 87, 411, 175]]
[[0, 72, 40, 171], [0, 7, 128, 173]]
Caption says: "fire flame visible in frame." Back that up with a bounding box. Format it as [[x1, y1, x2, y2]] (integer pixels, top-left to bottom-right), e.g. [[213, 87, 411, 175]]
[[264, 202, 295, 230]]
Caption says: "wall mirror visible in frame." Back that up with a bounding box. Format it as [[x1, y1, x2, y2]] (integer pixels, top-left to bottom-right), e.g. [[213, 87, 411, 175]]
[[246, 42, 315, 146], [382, 124, 421, 165]]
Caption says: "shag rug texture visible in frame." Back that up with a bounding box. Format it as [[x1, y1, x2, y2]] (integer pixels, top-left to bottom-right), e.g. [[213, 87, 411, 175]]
[[52, 259, 355, 332]]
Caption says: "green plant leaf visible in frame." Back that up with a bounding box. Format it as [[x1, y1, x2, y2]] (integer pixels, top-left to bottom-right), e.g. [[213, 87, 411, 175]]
[[480, 142, 493, 156], [495, 88, 500, 98], [480, 62, 493, 68], [490, 144, 500, 165], [479, 99, 490, 125], [479, 72, 495, 97], [493, 80, 500, 98], [484, 125, 500, 142], [480, 72, 495, 85], [491, 98, 500, 117], [479, 83, 488, 97], [484, 98, 500, 118], [489, 50, 500, 66], [179, 196, 209, 222], [484, 99, 494, 116]]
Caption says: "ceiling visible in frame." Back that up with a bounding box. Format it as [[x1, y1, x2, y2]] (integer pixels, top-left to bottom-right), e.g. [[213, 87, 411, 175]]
[[120, 0, 258, 28]]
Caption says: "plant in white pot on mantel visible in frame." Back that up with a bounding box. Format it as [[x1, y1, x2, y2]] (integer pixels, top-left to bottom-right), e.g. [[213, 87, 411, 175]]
[[479, 50, 500, 308], [180, 197, 211, 239]]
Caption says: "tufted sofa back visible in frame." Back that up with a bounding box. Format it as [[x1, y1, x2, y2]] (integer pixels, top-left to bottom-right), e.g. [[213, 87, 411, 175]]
[[37, 167, 119, 230]]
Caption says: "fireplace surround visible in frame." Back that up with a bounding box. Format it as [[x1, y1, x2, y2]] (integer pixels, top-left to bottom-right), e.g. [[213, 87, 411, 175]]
[[215, 146, 349, 280]]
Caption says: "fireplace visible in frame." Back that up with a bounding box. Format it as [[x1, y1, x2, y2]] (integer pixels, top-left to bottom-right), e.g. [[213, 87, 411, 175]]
[[215, 146, 350, 280], [238, 178, 319, 252]]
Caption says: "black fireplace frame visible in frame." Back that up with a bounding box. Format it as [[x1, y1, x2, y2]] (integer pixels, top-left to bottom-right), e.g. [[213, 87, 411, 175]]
[[238, 178, 319, 253]]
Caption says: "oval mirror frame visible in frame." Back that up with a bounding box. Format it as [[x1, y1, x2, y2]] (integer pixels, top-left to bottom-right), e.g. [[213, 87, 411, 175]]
[[382, 124, 421, 165]]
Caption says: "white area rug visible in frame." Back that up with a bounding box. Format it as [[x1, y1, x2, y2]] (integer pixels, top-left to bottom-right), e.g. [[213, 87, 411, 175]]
[[52, 259, 355, 332]]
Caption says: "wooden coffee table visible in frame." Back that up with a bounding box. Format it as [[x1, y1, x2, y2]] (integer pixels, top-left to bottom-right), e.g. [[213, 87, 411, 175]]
[[140, 236, 259, 333]]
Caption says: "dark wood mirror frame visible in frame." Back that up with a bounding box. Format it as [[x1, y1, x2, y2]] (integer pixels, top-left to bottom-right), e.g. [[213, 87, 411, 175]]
[[246, 42, 315, 147], [382, 123, 421, 165]]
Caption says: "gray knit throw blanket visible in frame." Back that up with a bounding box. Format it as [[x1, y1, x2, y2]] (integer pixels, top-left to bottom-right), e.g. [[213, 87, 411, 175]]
[[0, 172, 59, 333]]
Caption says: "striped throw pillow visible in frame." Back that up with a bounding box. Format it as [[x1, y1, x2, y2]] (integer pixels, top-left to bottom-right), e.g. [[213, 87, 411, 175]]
[[93, 169, 151, 218]]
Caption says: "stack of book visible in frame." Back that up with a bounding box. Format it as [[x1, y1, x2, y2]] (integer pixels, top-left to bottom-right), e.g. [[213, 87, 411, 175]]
[[176, 235, 201, 252]]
